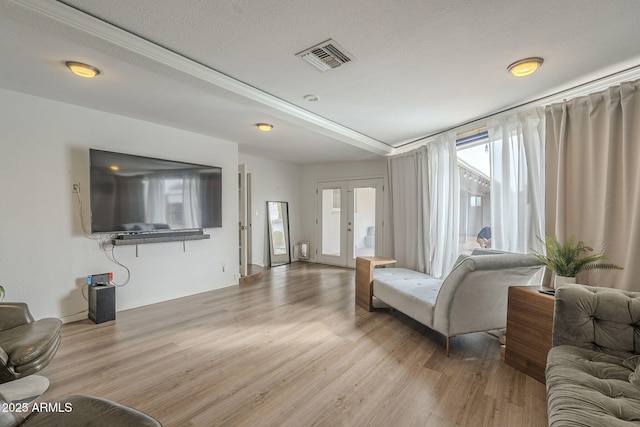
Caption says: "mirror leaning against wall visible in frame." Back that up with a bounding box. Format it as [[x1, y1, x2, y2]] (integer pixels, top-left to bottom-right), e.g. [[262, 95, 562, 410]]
[[267, 201, 291, 266]]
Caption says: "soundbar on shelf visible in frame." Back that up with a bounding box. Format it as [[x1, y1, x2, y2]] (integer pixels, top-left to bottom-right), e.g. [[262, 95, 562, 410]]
[[111, 229, 209, 246], [115, 228, 204, 240]]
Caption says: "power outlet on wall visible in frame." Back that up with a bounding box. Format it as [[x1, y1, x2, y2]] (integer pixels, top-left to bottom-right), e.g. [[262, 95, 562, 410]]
[[72, 183, 80, 193]]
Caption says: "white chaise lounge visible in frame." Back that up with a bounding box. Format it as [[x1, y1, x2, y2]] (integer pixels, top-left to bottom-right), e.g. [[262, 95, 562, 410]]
[[355, 252, 545, 356]]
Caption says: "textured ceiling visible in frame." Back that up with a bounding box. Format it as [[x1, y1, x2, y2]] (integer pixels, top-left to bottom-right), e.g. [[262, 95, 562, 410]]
[[2, 0, 640, 163]]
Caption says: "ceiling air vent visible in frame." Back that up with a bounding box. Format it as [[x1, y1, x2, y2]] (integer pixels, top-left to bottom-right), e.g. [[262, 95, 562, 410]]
[[296, 39, 355, 72]]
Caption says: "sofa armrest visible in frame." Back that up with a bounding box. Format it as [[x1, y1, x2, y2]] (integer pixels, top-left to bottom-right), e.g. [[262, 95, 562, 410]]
[[0, 304, 34, 331], [553, 284, 640, 354], [432, 253, 544, 336]]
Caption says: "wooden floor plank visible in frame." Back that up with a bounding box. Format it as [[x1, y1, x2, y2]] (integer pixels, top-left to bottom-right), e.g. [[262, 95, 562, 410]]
[[38, 262, 547, 426]]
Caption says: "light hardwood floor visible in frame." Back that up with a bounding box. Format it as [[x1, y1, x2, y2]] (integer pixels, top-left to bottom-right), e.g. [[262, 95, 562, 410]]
[[40, 262, 547, 426]]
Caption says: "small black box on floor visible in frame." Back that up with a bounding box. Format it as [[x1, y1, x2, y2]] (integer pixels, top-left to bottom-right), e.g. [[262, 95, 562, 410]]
[[88, 285, 115, 324]]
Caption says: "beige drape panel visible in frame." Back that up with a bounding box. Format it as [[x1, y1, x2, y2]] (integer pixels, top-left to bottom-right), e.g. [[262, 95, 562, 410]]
[[387, 147, 430, 272], [545, 79, 640, 290], [387, 132, 459, 277]]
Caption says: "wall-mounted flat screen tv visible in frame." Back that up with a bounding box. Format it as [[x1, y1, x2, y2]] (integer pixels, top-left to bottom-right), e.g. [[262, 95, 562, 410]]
[[89, 149, 222, 234]]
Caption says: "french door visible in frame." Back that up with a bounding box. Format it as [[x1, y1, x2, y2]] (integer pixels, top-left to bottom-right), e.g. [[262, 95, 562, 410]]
[[316, 178, 384, 268], [238, 164, 251, 277]]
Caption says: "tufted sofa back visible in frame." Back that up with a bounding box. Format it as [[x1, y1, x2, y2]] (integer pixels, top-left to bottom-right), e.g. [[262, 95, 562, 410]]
[[553, 284, 640, 356]]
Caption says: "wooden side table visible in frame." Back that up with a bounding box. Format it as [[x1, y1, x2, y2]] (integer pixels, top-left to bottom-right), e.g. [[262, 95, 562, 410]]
[[355, 257, 396, 311], [505, 286, 555, 383]]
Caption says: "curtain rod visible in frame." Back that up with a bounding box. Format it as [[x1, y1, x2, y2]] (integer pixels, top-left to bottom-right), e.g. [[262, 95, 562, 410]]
[[392, 63, 640, 153]]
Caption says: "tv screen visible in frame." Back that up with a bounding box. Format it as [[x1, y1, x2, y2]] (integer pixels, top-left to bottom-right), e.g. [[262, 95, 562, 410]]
[[89, 149, 222, 234]]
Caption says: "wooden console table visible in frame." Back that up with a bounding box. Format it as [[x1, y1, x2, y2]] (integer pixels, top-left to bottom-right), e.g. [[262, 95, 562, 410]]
[[355, 257, 396, 311], [505, 286, 555, 383]]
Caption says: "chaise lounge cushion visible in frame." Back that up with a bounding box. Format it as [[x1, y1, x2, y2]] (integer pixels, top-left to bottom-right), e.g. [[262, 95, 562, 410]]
[[373, 268, 442, 327]]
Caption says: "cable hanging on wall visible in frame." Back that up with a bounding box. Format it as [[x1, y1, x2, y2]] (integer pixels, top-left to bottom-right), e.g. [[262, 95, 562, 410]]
[[74, 186, 131, 287]]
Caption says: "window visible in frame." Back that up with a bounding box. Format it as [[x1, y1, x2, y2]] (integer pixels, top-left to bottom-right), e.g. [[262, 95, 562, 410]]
[[457, 132, 491, 255]]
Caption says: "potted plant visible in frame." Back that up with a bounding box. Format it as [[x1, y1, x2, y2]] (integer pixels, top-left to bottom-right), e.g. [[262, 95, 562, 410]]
[[532, 235, 623, 288]]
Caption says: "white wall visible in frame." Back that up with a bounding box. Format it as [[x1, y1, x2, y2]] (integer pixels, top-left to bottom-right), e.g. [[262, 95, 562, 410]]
[[238, 153, 301, 266], [299, 159, 389, 261], [0, 89, 238, 321]]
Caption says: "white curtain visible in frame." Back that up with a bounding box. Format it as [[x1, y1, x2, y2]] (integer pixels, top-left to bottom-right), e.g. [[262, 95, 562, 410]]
[[387, 132, 459, 277], [387, 146, 430, 272], [426, 132, 460, 278], [546, 79, 640, 290], [487, 108, 545, 254]]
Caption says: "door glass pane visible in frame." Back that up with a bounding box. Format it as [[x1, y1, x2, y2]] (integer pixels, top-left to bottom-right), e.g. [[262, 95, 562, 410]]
[[353, 186, 376, 258], [322, 189, 341, 256]]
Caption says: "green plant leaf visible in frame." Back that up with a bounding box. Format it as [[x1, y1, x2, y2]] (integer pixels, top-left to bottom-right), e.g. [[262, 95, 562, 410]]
[[530, 235, 623, 277], [581, 263, 624, 271]]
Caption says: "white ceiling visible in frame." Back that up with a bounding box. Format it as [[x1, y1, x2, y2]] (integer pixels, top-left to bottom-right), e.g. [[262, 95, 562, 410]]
[[2, 0, 640, 164]]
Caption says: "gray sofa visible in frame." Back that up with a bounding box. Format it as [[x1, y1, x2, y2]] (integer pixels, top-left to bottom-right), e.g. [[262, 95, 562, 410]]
[[363, 251, 544, 355], [546, 284, 640, 426]]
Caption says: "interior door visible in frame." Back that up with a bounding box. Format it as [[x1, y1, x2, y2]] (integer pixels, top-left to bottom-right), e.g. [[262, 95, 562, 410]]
[[316, 178, 384, 267], [238, 164, 249, 277]]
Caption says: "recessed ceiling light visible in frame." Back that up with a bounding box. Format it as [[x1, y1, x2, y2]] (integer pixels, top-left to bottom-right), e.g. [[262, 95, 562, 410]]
[[65, 61, 100, 78], [507, 57, 544, 77], [303, 94, 319, 102], [256, 123, 273, 132]]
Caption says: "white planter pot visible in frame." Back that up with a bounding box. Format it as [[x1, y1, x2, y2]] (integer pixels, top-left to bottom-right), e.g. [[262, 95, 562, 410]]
[[553, 274, 576, 289]]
